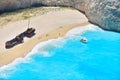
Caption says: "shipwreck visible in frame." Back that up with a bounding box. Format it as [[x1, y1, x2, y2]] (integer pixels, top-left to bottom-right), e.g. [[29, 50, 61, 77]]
[[5, 28, 36, 49]]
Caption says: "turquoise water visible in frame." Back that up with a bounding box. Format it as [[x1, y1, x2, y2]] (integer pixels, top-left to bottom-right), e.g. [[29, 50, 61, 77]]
[[0, 25, 120, 80]]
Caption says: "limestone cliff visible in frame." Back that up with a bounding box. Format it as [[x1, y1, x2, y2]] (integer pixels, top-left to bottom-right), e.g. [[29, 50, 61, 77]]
[[85, 0, 120, 32], [0, 0, 120, 32]]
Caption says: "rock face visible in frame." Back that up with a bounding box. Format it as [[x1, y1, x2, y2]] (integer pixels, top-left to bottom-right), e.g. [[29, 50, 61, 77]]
[[85, 0, 120, 32], [0, 0, 120, 32]]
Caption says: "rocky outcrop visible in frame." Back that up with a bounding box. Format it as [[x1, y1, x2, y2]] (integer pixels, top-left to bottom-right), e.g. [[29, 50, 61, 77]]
[[0, 0, 120, 32], [85, 0, 120, 32]]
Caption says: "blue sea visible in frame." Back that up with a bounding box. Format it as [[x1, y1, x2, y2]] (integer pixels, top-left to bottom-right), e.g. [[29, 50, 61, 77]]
[[0, 24, 120, 80]]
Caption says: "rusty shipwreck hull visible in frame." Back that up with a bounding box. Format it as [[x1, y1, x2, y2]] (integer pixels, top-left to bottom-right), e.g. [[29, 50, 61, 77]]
[[5, 28, 36, 49]]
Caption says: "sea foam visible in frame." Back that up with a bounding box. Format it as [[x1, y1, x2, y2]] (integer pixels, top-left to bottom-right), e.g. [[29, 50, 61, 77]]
[[66, 24, 101, 38], [26, 37, 66, 58]]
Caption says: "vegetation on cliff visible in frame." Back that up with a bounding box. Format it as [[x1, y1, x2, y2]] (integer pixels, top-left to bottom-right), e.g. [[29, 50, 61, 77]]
[[0, 7, 73, 27]]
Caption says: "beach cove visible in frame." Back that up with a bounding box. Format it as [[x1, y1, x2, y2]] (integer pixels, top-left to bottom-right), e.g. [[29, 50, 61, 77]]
[[0, 7, 120, 80], [0, 8, 89, 66]]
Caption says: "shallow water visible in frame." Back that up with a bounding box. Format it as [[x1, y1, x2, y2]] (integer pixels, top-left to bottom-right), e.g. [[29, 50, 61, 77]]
[[0, 25, 120, 80]]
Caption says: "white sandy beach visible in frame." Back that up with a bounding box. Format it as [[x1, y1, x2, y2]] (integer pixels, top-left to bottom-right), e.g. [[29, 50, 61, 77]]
[[0, 9, 89, 66]]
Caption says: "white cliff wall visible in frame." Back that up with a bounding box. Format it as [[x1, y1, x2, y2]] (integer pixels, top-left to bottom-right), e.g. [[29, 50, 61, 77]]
[[0, 0, 119, 32]]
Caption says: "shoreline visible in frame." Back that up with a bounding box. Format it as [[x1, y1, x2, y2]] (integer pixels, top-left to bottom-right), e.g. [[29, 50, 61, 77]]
[[0, 22, 90, 66], [0, 9, 89, 67]]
